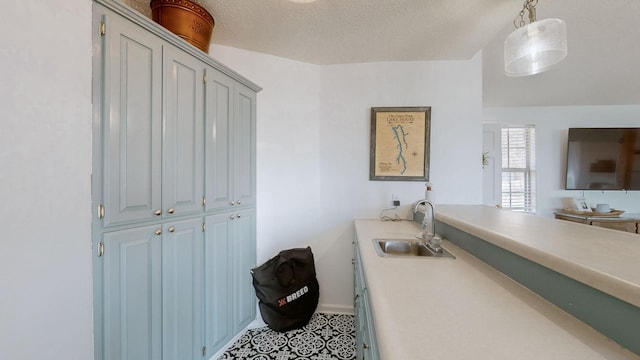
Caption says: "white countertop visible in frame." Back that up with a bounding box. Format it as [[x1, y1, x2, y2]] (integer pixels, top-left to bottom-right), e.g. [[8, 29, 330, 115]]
[[435, 205, 640, 308], [355, 217, 640, 360]]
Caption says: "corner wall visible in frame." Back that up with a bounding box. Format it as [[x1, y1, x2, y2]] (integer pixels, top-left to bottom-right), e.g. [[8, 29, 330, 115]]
[[210, 45, 484, 311], [0, 1, 94, 359]]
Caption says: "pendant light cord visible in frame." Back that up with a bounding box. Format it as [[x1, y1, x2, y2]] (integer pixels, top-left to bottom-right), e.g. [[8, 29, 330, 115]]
[[514, 0, 539, 28]]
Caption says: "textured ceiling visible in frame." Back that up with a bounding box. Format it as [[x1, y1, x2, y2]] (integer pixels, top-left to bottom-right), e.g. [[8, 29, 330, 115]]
[[127, 0, 640, 106], [128, 0, 516, 64]]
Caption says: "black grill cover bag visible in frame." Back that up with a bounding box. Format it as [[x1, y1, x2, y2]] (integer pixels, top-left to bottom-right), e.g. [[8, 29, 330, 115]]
[[251, 247, 320, 332]]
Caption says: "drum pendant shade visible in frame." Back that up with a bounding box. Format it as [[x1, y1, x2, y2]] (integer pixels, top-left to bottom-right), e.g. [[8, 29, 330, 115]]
[[504, 18, 567, 77]]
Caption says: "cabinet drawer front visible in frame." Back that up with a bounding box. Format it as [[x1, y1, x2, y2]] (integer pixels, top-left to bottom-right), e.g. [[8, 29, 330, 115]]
[[590, 221, 637, 233]]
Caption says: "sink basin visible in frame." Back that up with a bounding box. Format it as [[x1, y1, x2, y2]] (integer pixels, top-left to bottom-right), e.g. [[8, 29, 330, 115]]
[[373, 239, 455, 259]]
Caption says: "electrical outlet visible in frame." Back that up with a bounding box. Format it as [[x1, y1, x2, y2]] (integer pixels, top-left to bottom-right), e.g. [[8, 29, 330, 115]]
[[391, 194, 400, 206]]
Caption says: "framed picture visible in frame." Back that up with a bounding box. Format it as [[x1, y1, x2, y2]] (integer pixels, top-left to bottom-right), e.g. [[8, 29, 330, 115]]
[[369, 106, 431, 181], [572, 197, 592, 212]]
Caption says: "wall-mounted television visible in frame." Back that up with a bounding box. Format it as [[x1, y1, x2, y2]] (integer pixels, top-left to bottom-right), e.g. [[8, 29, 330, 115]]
[[565, 128, 640, 190]]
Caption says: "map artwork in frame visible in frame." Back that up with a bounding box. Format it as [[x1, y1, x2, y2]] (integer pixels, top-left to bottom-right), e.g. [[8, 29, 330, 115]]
[[369, 106, 431, 181]]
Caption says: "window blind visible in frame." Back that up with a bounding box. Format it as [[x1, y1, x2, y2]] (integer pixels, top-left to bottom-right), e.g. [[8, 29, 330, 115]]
[[501, 126, 536, 213]]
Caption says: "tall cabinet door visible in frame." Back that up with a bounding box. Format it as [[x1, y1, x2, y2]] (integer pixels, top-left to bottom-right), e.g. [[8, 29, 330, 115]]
[[203, 213, 233, 356], [203, 208, 256, 356], [162, 218, 204, 360], [232, 208, 257, 331], [233, 84, 257, 208], [101, 10, 162, 227], [103, 225, 162, 360], [162, 44, 205, 218], [204, 68, 234, 212]]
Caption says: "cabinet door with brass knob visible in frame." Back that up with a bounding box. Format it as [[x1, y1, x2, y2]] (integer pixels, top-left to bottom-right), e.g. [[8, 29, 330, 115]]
[[100, 8, 163, 228], [161, 218, 204, 359], [162, 43, 205, 218], [102, 224, 162, 360], [204, 69, 257, 213], [232, 83, 257, 209], [203, 208, 256, 356], [204, 68, 234, 213], [99, 18, 205, 227]]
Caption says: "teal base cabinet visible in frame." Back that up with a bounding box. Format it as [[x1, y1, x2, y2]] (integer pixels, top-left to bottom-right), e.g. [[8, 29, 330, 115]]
[[102, 225, 162, 360], [353, 241, 380, 360], [162, 218, 205, 360], [102, 219, 205, 360], [231, 209, 257, 332], [91, 1, 260, 360], [204, 209, 256, 357]]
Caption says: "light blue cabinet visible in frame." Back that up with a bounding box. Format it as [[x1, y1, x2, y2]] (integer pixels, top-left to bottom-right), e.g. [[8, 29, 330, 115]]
[[99, 9, 163, 227], [204, 208, 256, 356], [102, 219, 205, 360], [232, 84, 257, 209], [102, 225, 162, 360], [204, 212, 233, 355], [92, 2, 259, 360], [162, 45, 205, 219], [162, 218, 204, 360], [99, 7, 205, 228], [204, 69, 234, 212], [232, 208, 257, 330], [353, 241, 380, 360], [204, 69, 257, 213]]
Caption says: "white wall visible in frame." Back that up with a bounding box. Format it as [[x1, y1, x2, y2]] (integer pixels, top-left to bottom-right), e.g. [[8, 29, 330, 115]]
[[484, 105, 640, 218], [212, 45, 484, 311], [0, 1, 94, 360]]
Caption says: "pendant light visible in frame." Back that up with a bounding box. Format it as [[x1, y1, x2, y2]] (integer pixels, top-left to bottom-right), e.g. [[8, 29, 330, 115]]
[[504, 0, 567, 77]]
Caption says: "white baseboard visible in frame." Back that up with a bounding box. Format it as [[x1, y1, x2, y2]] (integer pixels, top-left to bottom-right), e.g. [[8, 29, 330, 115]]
[[316, 303, 354, 315], [248, 317, 267, 329], [208, 324, 250, 360]]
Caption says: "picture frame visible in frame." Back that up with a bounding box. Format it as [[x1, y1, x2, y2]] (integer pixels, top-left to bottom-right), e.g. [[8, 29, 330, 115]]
[[369, 106, 431, 181], [572, 197, 592, 212]]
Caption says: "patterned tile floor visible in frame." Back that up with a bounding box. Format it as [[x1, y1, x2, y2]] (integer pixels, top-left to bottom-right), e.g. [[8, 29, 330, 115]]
[[218, 313, 356, 360]]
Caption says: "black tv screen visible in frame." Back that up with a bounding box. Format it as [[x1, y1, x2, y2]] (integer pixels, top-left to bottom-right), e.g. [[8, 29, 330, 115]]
[[565, 128, 640, 190]]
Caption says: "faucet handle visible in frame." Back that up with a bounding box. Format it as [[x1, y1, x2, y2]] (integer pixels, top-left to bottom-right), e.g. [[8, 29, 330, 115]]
[[428, 235, 443, 252]]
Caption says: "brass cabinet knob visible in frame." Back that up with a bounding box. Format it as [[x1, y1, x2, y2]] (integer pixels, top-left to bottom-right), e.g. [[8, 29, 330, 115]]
[[168, 226, 175, 233], [154, 209, 162, 216], [230, 215, 235, 220], [229, 201, 235, 206], [167, 208, 174, 214], [155, 229, 162, 235], [237, 200, 241, 205]]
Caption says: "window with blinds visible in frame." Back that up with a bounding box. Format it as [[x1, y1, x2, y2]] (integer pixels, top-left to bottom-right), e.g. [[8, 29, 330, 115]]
[[501, 126, 536, 213]]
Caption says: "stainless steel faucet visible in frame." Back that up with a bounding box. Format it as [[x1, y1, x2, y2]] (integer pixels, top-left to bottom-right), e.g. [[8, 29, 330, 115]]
[[414, 200, 442, 252], [413, 200, 434, 239]]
